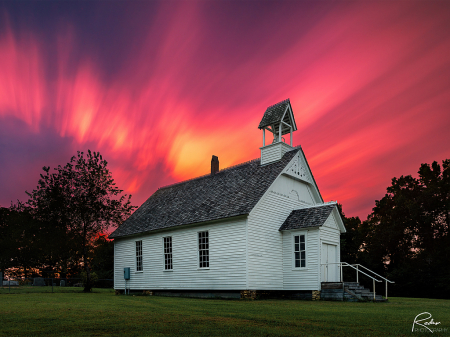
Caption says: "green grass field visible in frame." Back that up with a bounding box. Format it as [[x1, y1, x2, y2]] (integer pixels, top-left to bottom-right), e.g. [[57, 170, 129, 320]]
[[1, 289, 449, 336]]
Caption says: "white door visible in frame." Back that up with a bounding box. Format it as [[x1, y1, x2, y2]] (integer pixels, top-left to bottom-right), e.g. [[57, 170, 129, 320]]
[[321, 243, 339, 282]]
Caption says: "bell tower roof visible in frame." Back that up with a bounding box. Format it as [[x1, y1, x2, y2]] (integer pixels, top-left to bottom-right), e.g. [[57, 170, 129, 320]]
[[258, 98, 297, 134], [258, 99, 298, 165]]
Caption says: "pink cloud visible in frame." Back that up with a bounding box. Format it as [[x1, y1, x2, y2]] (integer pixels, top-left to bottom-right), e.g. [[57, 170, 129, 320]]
[[1, 1, 450, 219]]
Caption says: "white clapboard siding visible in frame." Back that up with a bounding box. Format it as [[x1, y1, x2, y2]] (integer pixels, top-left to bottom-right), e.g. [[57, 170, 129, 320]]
[[282, 228, 320, 290], [270, 175, 316, 205], [260, 142, 293, 165], [319, 213, 341, 284], [320, 213, 341, 244], [247, 170, 317, 290], [114, 217, 247, 290]]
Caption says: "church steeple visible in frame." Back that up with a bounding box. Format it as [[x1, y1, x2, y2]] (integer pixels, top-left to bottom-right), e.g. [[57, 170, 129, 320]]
[[258, 99, 297, 165]]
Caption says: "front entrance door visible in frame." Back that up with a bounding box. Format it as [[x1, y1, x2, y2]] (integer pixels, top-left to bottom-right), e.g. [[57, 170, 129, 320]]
[[321, 243, 339, 282]]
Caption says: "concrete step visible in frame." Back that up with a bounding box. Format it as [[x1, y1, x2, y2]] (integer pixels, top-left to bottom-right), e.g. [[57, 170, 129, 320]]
[[321, 282, 344, 289], [344, 282, 389, 302], [321, 288, 344, 301], [323, 281, 388, 302], [343, 282, 359, 287], [347, 286, 365, 291]]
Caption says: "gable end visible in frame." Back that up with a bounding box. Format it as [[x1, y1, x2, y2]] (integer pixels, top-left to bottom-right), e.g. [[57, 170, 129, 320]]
[[279, 204, 336, 231]]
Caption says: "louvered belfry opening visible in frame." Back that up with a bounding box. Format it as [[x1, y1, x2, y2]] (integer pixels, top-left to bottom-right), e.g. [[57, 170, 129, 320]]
[[211, 155, 219, 175]]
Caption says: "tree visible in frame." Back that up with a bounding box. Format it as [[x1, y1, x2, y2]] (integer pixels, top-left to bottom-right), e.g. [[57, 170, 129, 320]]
[[338, 203, 364, 264], [0, 206, 14, 280], [91, 234, 114, 283], [364, 159, 450, 298], [26, 150, 136, 292], [338, 204, 375, 285], [0, 205, 45, 279]]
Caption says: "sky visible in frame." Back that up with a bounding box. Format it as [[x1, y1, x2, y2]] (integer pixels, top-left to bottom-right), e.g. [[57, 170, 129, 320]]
[[0, 0, 449, 219]]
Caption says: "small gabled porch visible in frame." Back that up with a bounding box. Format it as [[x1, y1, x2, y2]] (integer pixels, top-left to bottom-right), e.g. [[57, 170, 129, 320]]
[[320, 262, 394, 302]]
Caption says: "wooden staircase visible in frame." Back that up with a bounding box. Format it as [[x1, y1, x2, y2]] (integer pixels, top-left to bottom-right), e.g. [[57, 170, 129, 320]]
[[321, 282, 387, 302]]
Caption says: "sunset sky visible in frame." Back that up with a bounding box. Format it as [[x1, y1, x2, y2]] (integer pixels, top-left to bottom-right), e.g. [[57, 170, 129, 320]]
[[1, 1, 449, 219]]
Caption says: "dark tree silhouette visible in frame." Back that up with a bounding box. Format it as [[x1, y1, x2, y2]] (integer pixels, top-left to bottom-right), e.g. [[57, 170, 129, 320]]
[[91, 235, 114, 281], [0, 206, 46, 279], [26, 150, 136, 292], [364, 159, 450, 298]]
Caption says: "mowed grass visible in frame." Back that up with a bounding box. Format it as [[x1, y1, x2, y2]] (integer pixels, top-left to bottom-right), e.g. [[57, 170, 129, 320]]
[[1, 290, 449, 336]]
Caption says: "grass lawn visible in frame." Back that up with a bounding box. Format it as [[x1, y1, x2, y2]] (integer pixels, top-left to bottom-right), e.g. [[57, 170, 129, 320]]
[[0, 290, 449, 336]]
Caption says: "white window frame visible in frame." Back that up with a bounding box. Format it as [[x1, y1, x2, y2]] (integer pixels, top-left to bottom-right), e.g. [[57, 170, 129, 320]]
[[136, 240, 143, 272], [292, 233, 307, 269], [198, 231, 209, 269], [163, 236, 173, 271]]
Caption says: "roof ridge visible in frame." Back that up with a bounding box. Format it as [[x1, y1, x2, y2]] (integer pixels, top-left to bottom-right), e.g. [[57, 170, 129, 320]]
[[157, 157, 261, 191], [157, 172, 212, 191], [265, 98, 290, 111], [158, 147, 301, 191], [219, 157, 260, 172]]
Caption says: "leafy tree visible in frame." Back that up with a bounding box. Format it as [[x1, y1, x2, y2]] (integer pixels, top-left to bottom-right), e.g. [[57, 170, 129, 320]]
[[0, 206, 14, 279], [338, 203, 364, 264], [26, 150, 136, 292], [0, 205, 45, 279], [365, 160, 450, 298], [91, 234, 114, 280], [338, 204, 376, 286]]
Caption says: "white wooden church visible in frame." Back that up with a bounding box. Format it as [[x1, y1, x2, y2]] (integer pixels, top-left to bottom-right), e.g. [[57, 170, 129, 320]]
[[110, 99, 346, 299]]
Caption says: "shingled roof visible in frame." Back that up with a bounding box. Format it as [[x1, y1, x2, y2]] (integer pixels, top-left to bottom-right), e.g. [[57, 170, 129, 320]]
[[279, 204, 336, 231], [110, 148, 300, 239], [258, 99, 291, 129]]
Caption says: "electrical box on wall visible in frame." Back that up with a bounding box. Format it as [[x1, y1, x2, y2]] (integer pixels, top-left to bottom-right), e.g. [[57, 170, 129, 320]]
[[124, 267, 130, 280]]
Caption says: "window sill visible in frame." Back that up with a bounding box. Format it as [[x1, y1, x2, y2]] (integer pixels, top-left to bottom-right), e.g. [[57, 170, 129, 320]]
[[135, 271, 144, 274], [197, 268, 210, 270], [292, 268, 308, 271], [163, 269, 173, 272]]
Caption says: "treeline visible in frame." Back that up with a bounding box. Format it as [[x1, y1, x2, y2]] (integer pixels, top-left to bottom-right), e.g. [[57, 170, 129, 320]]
[[0, 150, 135, 292], [340, 159, 450, 299], [0, 206, 114, 281], [1, 153, 449, 298]]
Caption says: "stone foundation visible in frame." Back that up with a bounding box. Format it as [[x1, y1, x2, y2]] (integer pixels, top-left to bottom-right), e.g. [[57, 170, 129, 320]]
[[312, 290, 321, 301], [115, 289, 318, 300], [240, 290, 314, 300], [240, 290, 257, 299]]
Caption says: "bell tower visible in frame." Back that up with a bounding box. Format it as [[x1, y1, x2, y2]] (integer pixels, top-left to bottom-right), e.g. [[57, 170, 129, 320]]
[[258, 99, 297, 165]]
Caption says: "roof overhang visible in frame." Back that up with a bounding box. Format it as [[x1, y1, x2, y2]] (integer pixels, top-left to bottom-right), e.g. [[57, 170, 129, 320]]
[[278, 203, 342, 232]]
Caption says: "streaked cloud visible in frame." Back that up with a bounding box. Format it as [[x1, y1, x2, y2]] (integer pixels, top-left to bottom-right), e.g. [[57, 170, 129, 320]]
[[0, 1, 449, 217]]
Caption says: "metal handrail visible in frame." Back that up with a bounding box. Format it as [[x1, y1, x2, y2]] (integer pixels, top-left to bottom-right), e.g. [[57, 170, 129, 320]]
[[351, 264, 394, 299], [321, 262, 381, 283], [321, 262, 393, 300], [351, 264, 395, 283]]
